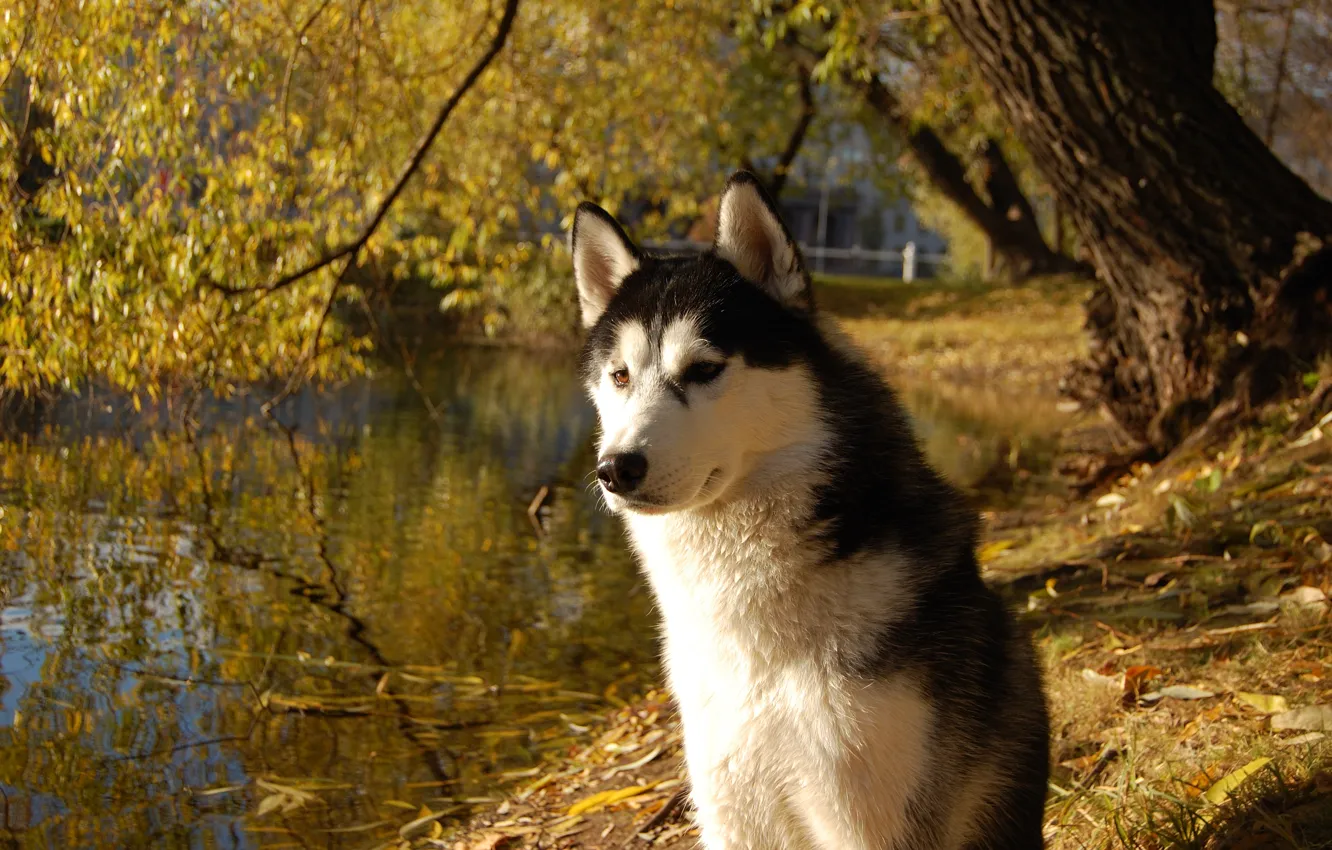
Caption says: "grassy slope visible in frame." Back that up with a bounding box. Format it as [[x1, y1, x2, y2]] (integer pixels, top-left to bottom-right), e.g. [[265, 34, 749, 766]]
[[818, 273, 1090, 390], [430, 277, 1332, 850]]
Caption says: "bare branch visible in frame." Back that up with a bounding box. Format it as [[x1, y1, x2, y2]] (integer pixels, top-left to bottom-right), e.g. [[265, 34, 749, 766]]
[[0, 2, 35, 99], [279, 0, 336, 146]]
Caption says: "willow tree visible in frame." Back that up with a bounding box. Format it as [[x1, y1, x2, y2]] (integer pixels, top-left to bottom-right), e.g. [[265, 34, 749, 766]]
[[2, 0, 816, 402], [941, 0, 1332, 452]]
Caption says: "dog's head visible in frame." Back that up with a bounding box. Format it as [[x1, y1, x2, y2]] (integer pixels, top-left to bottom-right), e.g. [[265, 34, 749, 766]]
[[572, 172, 826, 515]]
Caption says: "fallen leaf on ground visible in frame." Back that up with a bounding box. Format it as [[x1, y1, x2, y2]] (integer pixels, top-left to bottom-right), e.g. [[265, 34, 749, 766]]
[[1141, 685, 1215, 702], [568, 782, 659, 817], [978, 539, 1016, 562], [1279, 732, 1327, 747], [1271, 705, 1332, 731], [1280, 586, 1330, 624], [1219, 600, 1281, 617], [1082, 668, 1123, 690], [1059, 753, 1100, 774], [1122, 665, 1163, 702], [1235, 692, 1289, 714], [1203, 757, 1272, 806], [1179, 705, 1226, 740], [1181, 765, 1221, 797], [602, 745, 664, 780], [1284, 586, 1328, 606]]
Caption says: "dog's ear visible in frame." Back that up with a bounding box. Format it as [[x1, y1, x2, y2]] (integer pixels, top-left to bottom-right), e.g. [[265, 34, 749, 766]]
[[714, 171, 812, 312], [570, 202, 641, 328]]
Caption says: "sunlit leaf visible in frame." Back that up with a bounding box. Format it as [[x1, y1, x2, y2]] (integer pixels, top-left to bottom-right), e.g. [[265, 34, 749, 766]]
[[1202, 757, 1272, 806], [1234, 692, 1289, 715], [567, 782, 659, 816]]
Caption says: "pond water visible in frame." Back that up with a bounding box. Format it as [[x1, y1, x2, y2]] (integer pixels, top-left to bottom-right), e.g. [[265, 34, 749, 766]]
[[0, 346, 1066, 849]]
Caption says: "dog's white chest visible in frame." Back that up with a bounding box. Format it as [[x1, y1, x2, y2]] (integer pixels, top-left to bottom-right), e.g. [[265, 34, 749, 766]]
[[626, 513, 931, 850]]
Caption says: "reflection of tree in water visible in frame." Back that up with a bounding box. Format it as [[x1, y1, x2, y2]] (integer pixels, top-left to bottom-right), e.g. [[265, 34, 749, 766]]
[[187, 415, 456, 785], [0, 349, 652, 849]]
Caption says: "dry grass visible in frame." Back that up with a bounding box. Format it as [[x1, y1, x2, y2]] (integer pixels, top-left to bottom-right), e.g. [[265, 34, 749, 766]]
[[985, 390, 1332, 850], [817, 273, 1090, 390]]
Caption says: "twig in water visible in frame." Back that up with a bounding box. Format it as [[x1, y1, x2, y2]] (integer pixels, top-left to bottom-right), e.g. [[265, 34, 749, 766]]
[[527, 485, 550, 535]]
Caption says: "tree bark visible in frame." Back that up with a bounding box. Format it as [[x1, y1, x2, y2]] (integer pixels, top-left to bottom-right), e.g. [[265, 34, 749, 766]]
[[861, 77, 1084, 281], [942, 0, 1332, 452]]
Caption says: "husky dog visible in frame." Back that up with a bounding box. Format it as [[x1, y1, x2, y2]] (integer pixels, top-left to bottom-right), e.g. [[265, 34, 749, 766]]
[[570, 172, 1049, 850]]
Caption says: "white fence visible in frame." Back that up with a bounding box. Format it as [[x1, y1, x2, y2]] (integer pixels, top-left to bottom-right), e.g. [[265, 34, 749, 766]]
[[639, 239, 946, 283], [521, 231, 947, 282]]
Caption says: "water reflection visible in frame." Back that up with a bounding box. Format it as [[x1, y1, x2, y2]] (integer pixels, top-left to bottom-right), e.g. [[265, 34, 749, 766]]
[[0, 347, 1066, 848]]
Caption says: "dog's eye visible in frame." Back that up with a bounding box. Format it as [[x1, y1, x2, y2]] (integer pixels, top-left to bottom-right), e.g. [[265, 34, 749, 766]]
[[682, 361, 725, 385], [611, 368, 630, 388]]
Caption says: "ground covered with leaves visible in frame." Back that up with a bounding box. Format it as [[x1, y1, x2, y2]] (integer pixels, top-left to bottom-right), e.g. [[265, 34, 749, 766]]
[[415, 278, 1331, 850]]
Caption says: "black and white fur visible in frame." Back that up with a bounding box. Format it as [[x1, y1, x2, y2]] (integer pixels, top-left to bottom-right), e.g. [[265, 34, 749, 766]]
[[571, 172, 1050, 850]]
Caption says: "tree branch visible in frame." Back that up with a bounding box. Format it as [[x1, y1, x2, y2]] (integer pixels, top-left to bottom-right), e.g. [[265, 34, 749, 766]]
[[208, 0, 521, 298], [860, 76, 1002, 233], [767, 63, 816, 198], [279, 0, 336, 148], [979, 136, 1039, 228]]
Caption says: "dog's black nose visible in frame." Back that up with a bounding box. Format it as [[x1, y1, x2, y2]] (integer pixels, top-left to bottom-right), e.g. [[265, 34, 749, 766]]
[[597, 452, 648, 494]]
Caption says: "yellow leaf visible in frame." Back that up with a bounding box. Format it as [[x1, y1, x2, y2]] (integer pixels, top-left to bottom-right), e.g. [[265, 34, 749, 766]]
[[567, 782, 659, 816], [978, 539, 1016, 562], [1235, 692, 1289, 715], [256, 794, 285, 817], [1203, 757, 1272, 806]]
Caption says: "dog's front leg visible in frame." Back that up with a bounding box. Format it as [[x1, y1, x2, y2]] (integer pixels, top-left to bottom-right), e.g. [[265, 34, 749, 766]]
[[685, 752, 811, 850]]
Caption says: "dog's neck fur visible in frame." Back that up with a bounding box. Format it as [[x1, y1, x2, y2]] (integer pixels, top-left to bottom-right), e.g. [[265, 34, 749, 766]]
[[623, 433, 914, 673]]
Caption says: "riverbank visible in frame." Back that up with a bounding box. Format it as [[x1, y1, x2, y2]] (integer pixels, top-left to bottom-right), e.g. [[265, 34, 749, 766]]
[[425, 278, 1332, 850]]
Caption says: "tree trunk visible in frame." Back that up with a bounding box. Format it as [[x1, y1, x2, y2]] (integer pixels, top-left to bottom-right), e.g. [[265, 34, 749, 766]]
[[941, 0, 1332, 452], [861, 77, 1084, 281]]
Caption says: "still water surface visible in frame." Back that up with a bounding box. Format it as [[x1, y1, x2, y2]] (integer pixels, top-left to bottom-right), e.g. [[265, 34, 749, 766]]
[[0, 347, 1062, 848]]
